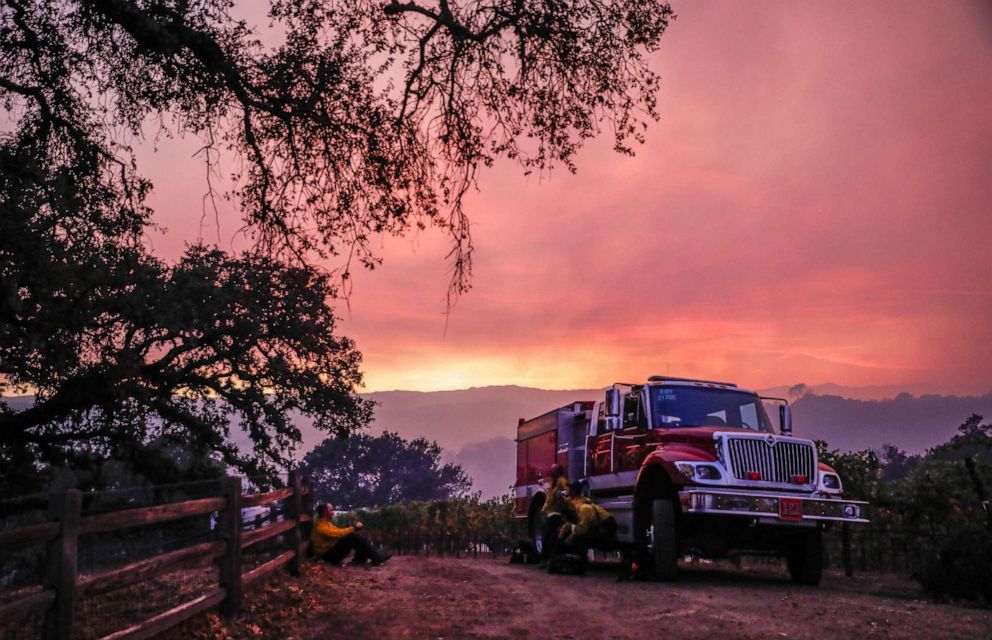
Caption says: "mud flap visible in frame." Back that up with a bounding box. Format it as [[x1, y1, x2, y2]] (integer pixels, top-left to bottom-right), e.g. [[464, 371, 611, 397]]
[[652, 499, 679, 581]]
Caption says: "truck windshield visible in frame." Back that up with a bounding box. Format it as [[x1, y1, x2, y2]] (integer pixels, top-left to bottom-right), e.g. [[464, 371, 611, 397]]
[[648, 386, 774, 432]]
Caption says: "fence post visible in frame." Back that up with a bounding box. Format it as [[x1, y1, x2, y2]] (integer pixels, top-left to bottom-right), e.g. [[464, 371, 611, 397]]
[[43, 489, 80, 640], [301, 475, 314, 519], [219, 476, 242, 617], [286, 470, 303, 577]]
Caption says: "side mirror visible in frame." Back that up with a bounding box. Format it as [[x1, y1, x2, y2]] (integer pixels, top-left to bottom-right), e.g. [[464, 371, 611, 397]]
[[605, 388, 621, 418], [779, 404, 792, 436]]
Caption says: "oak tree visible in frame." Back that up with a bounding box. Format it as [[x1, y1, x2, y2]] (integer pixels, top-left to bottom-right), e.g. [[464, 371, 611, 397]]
[[302, 431, 472, 509], [1, 0, 674, 288], [1, 0, 674, 491]]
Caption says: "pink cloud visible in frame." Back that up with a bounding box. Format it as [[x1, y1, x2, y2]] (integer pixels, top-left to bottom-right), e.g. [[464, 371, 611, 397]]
[[146, 1, 992, 394]]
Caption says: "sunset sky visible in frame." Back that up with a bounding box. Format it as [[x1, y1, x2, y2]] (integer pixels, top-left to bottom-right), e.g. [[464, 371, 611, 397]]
[[146, 0, 992, 394]]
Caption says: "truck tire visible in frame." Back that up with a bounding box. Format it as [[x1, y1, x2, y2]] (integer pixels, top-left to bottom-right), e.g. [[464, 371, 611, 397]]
[[651, 499, 679, 581], [787, 528, 823, 586]]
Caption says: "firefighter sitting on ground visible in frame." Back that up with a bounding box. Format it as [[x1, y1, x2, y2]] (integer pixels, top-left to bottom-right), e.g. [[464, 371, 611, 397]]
[[310, 503, 391, 566], [540, 464, 570, 563], [557, 482, 619, 558]]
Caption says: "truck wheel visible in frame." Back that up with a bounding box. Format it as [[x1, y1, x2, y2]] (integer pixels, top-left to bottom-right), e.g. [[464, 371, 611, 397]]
[[651, 499, 679, 581], [787, 528, 823, 586]]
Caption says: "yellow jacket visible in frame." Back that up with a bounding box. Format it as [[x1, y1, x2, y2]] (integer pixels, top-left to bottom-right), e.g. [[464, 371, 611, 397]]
[[564, 498, 612, 546], [542, 476, 570, 516], [309, 517, 354, 558]]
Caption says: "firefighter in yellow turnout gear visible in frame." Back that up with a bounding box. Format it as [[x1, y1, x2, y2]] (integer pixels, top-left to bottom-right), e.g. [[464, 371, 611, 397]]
[[310, 503, 391, 566], [310, 510, 354, 558], [558, 482, 619, 557], [540, 464, 570, 562], [543, 481, 621, 575], [560, 496, 618, 551]]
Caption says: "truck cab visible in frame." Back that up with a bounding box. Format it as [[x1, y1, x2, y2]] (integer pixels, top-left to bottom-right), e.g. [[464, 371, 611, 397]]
[[513, 376, 867, 584]]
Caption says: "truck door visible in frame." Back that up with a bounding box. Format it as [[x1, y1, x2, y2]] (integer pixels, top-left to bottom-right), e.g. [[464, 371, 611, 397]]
[[587, 391, 649, 476], [587, 401, 613, 475], [615, 391, 650, 471]]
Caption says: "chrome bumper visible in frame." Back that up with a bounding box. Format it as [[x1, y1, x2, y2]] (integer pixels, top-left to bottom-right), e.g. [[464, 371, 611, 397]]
[[679, 488, 869, 524]]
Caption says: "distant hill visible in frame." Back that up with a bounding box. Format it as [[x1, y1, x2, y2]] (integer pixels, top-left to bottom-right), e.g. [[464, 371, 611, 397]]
[[447, 436, 517, 500], [0, 386, 601, 501], [362, 385, 602, 451], [789, 392, 992, 453], [7, 385, 992, 498], [360, 386, 601, 500], [756, 383, 951, 401], [364, 386, 992, 498], [1, 396, 33, 411]]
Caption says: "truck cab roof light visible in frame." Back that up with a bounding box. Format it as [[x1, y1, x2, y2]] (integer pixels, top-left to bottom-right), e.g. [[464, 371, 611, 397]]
[[647, 375, 738, 387]]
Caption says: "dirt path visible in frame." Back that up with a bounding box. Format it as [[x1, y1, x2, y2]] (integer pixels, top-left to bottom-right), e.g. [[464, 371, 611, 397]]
[[169, 557, 992, 640]]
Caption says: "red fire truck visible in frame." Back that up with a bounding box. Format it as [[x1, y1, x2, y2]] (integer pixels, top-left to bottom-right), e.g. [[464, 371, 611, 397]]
[[513, 376, 867, 584]]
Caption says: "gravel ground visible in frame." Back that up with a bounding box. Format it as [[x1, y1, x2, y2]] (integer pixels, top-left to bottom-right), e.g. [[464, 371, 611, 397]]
[[166, 555, 992, 640]]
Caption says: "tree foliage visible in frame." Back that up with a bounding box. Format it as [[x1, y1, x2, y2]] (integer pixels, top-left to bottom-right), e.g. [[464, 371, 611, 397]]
[[0, 240, 372, 493], [0, 0, 674, 292], [302, 431, 471, 509], [818, 415, 992, 601]]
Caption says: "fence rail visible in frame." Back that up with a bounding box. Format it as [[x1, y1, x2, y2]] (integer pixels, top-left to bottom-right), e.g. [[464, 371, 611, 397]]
[[0, 472, 312, 640], [0, 522, 60, 547]]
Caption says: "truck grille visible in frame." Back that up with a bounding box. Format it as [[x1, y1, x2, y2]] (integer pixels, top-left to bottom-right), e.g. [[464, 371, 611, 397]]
[[725, 437, 815, 485]]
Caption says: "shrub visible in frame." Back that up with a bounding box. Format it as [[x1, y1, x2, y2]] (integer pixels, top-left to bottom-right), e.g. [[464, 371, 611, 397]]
[[915, 527, 992, 603]]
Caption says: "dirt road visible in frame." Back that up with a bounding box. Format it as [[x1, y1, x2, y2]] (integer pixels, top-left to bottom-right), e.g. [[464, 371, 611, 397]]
[[170, 556, 992, 640]]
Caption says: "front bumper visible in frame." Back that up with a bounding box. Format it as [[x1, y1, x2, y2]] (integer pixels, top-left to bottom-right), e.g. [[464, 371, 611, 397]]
[[679, 488, 869, 524]]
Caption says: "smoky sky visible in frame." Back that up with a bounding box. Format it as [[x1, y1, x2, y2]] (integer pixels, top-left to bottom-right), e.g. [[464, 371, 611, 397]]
[[146, 0, 992, 393]]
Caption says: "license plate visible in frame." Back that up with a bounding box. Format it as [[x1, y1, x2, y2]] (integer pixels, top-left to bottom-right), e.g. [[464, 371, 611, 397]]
[[779, 497, 803, 520]]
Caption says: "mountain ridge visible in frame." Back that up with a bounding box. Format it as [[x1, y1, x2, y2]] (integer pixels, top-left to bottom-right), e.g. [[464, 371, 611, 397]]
[[7, 384, 992, 498]]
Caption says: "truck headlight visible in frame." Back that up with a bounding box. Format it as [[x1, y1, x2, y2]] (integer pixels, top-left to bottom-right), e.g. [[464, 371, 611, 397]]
[[676, 463, 695, 480], [696, 465, 722, 480], [818, 472, 843, 494], [843, 504, 861, 518], [821, 473, 841, 490], [675, 462, 722, 481]]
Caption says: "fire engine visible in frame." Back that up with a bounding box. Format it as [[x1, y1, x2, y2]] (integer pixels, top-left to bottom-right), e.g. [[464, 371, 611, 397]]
[[513, 376, 868, 584]]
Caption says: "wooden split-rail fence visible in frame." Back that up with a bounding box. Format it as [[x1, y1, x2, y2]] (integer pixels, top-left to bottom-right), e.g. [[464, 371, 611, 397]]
[[0, 470, 313, 640]]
